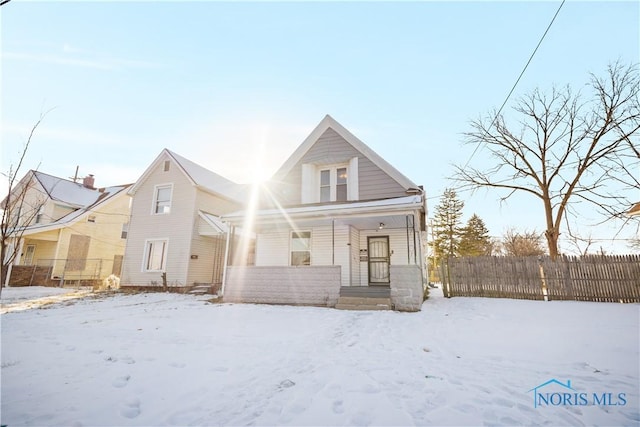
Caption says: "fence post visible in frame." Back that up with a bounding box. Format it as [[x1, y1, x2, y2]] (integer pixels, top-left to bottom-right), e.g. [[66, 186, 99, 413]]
[[538, 256, 548, 301], [444, 258, 452, 298], [161, 272, 168, 292], [561, 255, 575, 301]]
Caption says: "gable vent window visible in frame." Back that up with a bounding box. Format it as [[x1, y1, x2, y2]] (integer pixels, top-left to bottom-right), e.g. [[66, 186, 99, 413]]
[[121, 223, 129, 239], [164, 160, 170, 172], [87, 215, 96, 223]]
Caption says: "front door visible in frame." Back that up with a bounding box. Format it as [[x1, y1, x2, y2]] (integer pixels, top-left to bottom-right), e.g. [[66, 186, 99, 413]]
[[24, 244, 36, 265], [368, 236, 390, 284]]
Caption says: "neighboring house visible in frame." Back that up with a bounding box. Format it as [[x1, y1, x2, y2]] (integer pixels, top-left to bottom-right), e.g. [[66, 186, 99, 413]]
[[222, 115, 427, 311], [628, 202, 640, 216], [120, 149, 247, 292], [2, 171, 131, 287]]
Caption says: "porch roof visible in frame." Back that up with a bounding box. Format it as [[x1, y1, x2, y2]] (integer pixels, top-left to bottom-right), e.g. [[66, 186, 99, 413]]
[[222, 195, 423, 226], [198, 211, 228, 235]]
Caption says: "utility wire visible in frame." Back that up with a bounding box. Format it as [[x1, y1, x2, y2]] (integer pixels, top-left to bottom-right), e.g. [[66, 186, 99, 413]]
[[461, 0, 566, 170]]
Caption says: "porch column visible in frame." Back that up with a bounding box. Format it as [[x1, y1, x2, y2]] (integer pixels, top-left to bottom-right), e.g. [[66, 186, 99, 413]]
[[220, 224, 233, 296]]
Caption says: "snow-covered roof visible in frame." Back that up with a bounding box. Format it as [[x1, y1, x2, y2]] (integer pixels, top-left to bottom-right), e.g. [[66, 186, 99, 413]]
[[128, 149, 247, 203], [21, 181, 132, 235], [33, 171, 108, 207], [272, 115, 420, 191], [223, 194, 423, 224]]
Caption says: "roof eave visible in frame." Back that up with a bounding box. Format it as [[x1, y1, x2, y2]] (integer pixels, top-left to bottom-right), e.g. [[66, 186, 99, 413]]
[[223, 197, 424, 225]]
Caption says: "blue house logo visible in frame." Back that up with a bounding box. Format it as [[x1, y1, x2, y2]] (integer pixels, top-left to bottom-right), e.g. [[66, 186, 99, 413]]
[[528, 379, 627, 408], [528, 379, 576, 408]]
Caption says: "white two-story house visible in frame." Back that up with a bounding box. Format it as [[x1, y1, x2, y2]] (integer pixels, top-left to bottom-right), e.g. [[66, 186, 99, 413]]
[[120, 149, 246, 292]]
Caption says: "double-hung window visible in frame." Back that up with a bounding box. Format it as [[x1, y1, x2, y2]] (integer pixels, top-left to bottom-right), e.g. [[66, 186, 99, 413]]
[[319, 166, 348, 202], [144, 239, 168, 271], [153, 184, 172, 214], [290, 231, 311, 266]]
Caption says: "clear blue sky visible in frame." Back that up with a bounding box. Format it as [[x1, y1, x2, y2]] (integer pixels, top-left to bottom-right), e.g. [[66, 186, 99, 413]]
[[1, 1, 638, 254]]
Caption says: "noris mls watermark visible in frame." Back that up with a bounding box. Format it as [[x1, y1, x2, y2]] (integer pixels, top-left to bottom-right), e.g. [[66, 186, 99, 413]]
[[528, 379, 627, 408]]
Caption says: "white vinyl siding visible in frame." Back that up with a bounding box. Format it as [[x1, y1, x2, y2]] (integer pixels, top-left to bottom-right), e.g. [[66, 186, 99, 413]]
[[349, 226, 361, 286], [121, 155, 197, 286], [301, 164, 317, 204], [255, 232, 289, 266]]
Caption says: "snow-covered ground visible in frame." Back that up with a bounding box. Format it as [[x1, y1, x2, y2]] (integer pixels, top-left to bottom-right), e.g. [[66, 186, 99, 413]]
[[1, 287, 638, 426], [1, 286, 92, 314]]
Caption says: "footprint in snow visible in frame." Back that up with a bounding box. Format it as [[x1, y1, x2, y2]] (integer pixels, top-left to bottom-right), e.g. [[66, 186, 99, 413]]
[[332, 400, 344, 414], [120, 397, 141, 419], [120, 356, 136, 364], [112, 375, 131, 388], [278, 379, 295, 389]]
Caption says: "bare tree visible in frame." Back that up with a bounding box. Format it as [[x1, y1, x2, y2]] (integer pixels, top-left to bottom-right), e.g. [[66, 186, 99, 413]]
[[454, 62, 640, 259], [499, 228, 546, 256], [1, 114, 49, 293]]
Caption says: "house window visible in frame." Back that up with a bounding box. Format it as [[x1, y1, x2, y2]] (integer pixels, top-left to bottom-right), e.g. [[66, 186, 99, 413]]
[[290, 231, 311, 266], [153, 184, 172, 214], [121, 223, 129, 239], [320, 170, 331, 202], [318, 165, 348, 202], [144, 239, 168, 271], [336, 167, 347, 201], [35, 207, 44, 224]]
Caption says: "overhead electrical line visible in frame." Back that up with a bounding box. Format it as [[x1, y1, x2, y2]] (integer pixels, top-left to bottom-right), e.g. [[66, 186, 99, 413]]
[[461, 0, 567, 170]]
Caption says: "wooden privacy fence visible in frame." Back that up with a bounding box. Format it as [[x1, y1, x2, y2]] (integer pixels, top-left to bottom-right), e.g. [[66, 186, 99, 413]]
[[442, 255, 640, 303]]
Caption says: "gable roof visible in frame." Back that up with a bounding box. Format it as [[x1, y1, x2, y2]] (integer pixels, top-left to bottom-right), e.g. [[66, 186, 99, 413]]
[[1, 170, 114, 209], [128, 149, 246, 203], [20, 182, 132, 235], [272, 115, 420, 190]]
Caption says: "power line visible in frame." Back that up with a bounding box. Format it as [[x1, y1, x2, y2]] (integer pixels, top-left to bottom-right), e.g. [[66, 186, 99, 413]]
[[461, 0, 567, 170]]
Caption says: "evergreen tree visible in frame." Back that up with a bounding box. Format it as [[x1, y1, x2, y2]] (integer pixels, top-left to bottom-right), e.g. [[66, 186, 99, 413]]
[[432, 188, 464, 261], [459, 214, 493, 256]]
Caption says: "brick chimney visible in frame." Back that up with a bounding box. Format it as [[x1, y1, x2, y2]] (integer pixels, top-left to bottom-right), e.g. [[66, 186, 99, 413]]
[[83, 174, 95, 189]]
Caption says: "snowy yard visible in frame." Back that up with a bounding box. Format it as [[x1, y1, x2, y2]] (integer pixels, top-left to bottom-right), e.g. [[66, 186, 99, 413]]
[[1, 287, 638, 426]]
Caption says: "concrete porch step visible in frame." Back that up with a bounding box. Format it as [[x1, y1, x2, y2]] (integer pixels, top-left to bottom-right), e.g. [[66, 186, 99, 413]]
[[335, 296, 391, 311], [189, 284, 213, 295], [339, 286, 391, 298]]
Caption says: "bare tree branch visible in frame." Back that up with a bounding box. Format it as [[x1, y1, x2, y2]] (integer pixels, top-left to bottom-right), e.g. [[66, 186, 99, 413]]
[[452, 62, 640, 259]]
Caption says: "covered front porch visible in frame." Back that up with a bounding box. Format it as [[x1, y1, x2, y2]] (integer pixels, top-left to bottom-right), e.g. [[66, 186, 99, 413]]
[[221, 196, 426, 311]]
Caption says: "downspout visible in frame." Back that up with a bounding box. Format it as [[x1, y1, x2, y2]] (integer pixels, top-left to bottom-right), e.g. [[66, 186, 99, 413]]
[[220, 224, 232, 297]]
